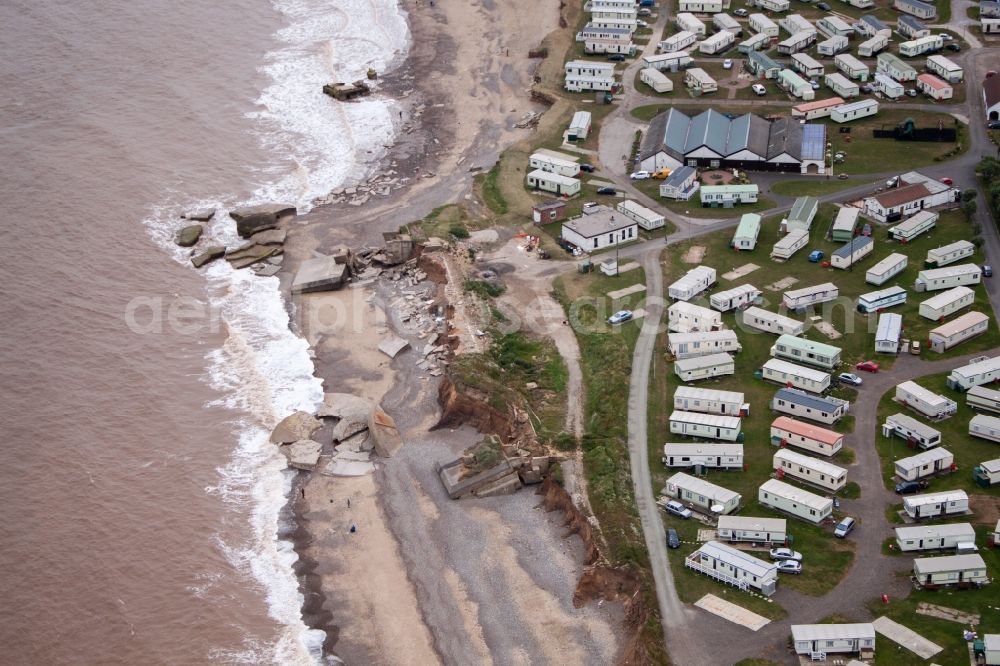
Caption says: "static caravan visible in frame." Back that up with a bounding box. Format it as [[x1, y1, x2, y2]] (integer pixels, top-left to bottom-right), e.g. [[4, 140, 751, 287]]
[[685, 68, 719, 94], [668, 301, 723, 333], [916, 265, 982, 292], [660, 165, 699, 200], [831, 235, 874, 269], [771, 228, 809, 260], [710, 284, 761, 312], [684, 541, 778, 596], [866, 252, 908, 285], [898, 14, 931, 39], [700, 30, 736, 55], [716, 516, 787, 545], [895, 448, 954, 482], [947, 356, 1000, 391], [783, 196, 819, 233], [528, 151, 579, 178], [967, 386, 1000, 414], [773, 449, 847, 492], [762, 359, 831, 394], [817, 15, 853, 38], [756, 0, 790, 11], [792, 624, 876, 658], [896, 380, 958, 419], [674, 353, 736, 382], [918, 286, 975, 320], [876, 312, 903, 353], [713, 13, 742, 35], [877, 52, 919, 82], [857, 285, 907, 314], [659, 30, 698, 53], [747, 50, 784, 79], [640, 67, 674, 93], [674, 386, 746, 416], [732, 213, 761, 250], [568, 110, 592, 140], [701, 184, 759, 206], [771, 415, 844, 456], [740, 307, 804, 336], [617, 200, 666, 231], [678, 0, 724, 12], [792, 53, 825, 78], [793, 97, 846, 120], [777, 30, 817, 55], [891, 210, 938, 243], [564, 61, 617, 92], [739, 33, 770, 53], [749, 13, 779, 38], [526, 169, 581, 196], [857, 15, 891, 38], [670, 410, 742, 441], [900, 35, 943, 57], [831, 206, 860, 242], [780, 14, 813, 35], [882, 413, 942, 449], [758, 478, 833, 524], [926, 55, 963, 83], [895, 523, 976, 552], [662, 442, 744, 469], [974, 459, 1000, 486], [771, 388, 849, 424], [873, 72, 905, 99], [929, 311, 990, 353], [782, 282, 840, 311], [669, 330, 742, 360], [858, 35, 890, 58], [826, 72, 860, 98], [836, 54, 870, 81], [669, 266, 717, 301], [770, 334, 841, 370], [916, 73, 953, 100], [926, 240, 975, 269], [894, 0, 937, 19], [664, 472, 742, 514], [643, 51, 695, 72], [676, 13, 708, 37], [970, 414, 1000, 443], [818, 35, 849, 56], [913, 554, 988, 588], [903, 489, 969, 519]]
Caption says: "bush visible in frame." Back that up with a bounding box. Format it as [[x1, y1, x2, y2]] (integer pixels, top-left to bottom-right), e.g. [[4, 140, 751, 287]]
[[449, 224, 470, 239], [464, 279, 505, 299]]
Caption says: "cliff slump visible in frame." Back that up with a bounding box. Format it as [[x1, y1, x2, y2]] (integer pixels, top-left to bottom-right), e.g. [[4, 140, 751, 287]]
[[433, 375, 513, 439], [537, 475, 600, 565]]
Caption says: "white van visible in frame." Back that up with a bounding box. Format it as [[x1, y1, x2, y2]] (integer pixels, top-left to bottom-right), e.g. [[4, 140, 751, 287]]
[[834, 516, 855, 538]]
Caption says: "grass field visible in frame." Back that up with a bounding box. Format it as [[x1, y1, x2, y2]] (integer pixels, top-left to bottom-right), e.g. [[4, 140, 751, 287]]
[[631, 177, 778, 218], [771, 178, 860, 198]]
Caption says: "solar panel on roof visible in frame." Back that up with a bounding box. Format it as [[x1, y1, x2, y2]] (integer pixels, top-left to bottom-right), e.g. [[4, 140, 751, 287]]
[[800, 124, 825, 160]]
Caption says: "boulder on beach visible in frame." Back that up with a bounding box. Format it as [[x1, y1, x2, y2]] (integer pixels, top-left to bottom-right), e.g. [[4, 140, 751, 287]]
[[191, 246, 225, 268], [331, 417, 368, 443], [230, 204, 296, 239], [225, 241, 282, 269], [270, 411, 322, 444], [337, 429, 374, 453], [283, 439, 323, 471], [291, 255, 347, 293], [321, 457, 375, 477], [317, 393, 374, 421], [182, 209, 215, 222], [229, 203, 297, 221], [175, 224, 203, 247], [369, 405, 403, 458], [250, 229, 287, 245]]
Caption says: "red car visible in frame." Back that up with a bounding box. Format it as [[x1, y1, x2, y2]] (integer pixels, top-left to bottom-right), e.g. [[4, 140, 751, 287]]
[[940, 177, 953, 186], [856, 360, 879, 373]]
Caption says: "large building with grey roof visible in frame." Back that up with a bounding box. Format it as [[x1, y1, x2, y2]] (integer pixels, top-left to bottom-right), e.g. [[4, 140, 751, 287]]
[[638, 108, 827, 175]]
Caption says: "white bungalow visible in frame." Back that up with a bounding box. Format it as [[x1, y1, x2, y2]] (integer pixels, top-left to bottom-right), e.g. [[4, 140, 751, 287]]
[[926, 240, 975, 269], [762, 359, 831, 394], [668, 301, 723, 333], [527, 169, 581, 196], [882, 413, 942, 449], [732, 213, 761, 250], [891, 210, 938, 242], [835, 53, 870, 81], [749, 13, 779, 38], [895, 523, 976, 551], [710, 284, 761, 312], [831, 235, 874, 269], [717, 516, 787, 544], [770, 334, 841, 370], [771, 415, 843, 456], [700, 30, 736, 55], [875, 312, 903, 354], [866, 252, 908, 286], [640, 67, 674, 93], [929, 312, 990, 353], [674, 386, 746, 416], [782, 282, 839, 311], [858, 35, 890, 58], [970, 414, 1000, 443], [669, 410, 742, 441], [674, 353, 736, 382], [771, 228, 809, 260], [773, 448, 847, 491], [825, 72, 860, 98], [947, 356, 1000, 391], [664, 472, 742, 514], [818, 35, 849, 56], [676, 12, 708, 37], [771, 388, 849, 424], [617, 199, 666, 231], [758, 478, 833, 524], [926, 55, 963, 83], [668, 331, 742, 360], [659, 31, 698, 53], [913, 554, 988, 588], [792, 624, 876, 658], [894, 447, 954, 481], [915, 264, 982, 292], [560, 207, 638, 251], [684, 541, 778, 595], [662, 442, 744, 469], [529, 150, 580, 178], [685, 67, 719, 94], [968, 385, 1000, 414], [896, 381, 958, 419], [857, 286, 907, 314], [669, 266, 717, 301], [903, 490, 969, 519], [919, 286, 975, 321]]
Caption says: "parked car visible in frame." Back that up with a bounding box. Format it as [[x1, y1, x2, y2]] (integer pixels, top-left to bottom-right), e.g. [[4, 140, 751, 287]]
[[838, 372, 863, 386], [837, 173, 849, 179], [886, 175, 899, 188], [638, 8, 652, 16], [597, 186, 617, 195], [630, 170, 650, 180], [834, 517, 855, 538], [664, 500, 692, 519], [734, 7, 748, 15], [817, 1, 832, 9], [607, 54, 626, 62], [946, 43, 961, 52], [810, 79, 820, 90], [895, 480, 929, 495], [906, 89, 918, 97], [580, 163, 595, 173], [940, 177, 953, 186], [856, 360, 879, 373], [723, 59, 733, 70], [608, 310, 633, 325], [652, 168, 672, 179], [988, 121, 1000, 129], [983, 264, 993, 277], [910, 340, 921, 355], [939, 33, 952, 41], [769, 547, 803, 562], [636, 19, 649, 27], [666, 528, 680, 549], [776, 560, 803, 574], [860, 84, 873, 94], [862, 223, 872, 236], [808, 250, 824, 262], [751, 83, 766, 96]]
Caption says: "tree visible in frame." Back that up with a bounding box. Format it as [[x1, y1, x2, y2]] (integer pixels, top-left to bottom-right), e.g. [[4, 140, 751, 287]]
[[962, 188, 978, 203], [961, 198, 977, 222]]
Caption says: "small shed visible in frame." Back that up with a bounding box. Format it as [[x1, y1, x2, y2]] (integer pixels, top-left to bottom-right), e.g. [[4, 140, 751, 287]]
[[894, 447, 954, 481], [913, 554, 987, 588], [674, 353, 736, 382], [716, 515, 788, 544], [758, 478, 834, 524], [532, 200, 568, 225], [664, 472, 742, 514], [895, 523, 976, 552]]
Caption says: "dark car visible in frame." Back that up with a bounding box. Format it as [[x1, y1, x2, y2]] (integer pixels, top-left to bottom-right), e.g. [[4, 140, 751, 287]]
[[607, 53, 626, 61], [597, 186, 617, 195], [666, 528, 680, 549], [817, 1, 831, 9], [895, 480, 929, 495], [860, 84, 873, 94], [580, 163, 596, 173], [989, 121, 1000, 130], [983, 264, 994, 278], [946, 43, 961, 52]]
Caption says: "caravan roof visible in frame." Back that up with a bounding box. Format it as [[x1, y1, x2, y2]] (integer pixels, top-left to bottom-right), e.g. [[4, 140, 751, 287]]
[[674, 353, 734, 373], [833, 235, 873, 259], [666, 472, 741, 503], [774, 388, 846, 412], [760, 478, 832, 512], [772, 416, 842, 445], [877, 312, 903, 341], [913, 554, 985, 575], [774, 448, 846, 477], [670, 410, 741, 429], [931, 311, 989, 338], [675, 386, 745, 404], [922, 286, 974, 310], [896, 523, 973, 540], [951, 356, 1000, 381], [696, 541, 776, 577], [886, 413, 941, 440], [764, 358, 830, 383], [717, 515, 786, 532], [791, 624, 875, 643], [905, 489, 968, 507], [896, 447, 952, 470]]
